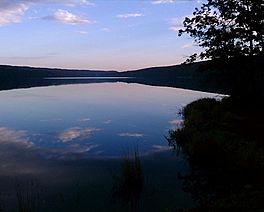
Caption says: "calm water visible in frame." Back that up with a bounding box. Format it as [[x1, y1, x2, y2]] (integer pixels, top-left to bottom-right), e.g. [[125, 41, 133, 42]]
[[0, 82, 216, 211]]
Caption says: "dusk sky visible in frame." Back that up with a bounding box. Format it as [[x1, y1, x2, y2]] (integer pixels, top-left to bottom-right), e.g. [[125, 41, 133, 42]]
[[0, 0, 203, 71]]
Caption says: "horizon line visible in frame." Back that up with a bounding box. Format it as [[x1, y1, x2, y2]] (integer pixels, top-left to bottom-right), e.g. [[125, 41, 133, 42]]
[[0, 62, 192, 72]]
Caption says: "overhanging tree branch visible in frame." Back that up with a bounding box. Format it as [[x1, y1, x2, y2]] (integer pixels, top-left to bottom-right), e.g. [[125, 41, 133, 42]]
[[178, 0, 263, 63]]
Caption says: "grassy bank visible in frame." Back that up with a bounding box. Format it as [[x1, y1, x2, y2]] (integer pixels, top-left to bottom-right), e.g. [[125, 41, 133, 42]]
[[169, 97, 264, 211]]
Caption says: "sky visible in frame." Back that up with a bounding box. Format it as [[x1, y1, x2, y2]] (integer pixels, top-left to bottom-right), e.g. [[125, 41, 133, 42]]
[[0, 0, 203, 71]]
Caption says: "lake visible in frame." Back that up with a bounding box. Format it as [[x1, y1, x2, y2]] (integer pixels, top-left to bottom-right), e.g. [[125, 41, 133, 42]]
[[0, 82, 217, 211]]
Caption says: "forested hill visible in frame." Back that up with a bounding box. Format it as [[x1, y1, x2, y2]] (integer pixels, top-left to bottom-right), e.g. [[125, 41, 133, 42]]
[[124, 55, 263, 97], [1, 55, 263, 95], [0, 65, 119, 78], [120, 61, 234, 94], [0, 65, 120, 91], [0, 62, 236, 94]]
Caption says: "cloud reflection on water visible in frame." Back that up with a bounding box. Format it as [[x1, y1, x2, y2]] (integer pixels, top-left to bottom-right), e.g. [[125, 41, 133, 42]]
[[0, 83, 217, 161], [0, 126, 102, 162], [42, 143, 100, 160], [151, 145, 173, 153], [103, 120, 112, 124], [169, 119, 183, 129], [77, 118, 91, 122], [57, 127, 100, 142], [0, 127, 33, 148], [118, 132, 144, 137]]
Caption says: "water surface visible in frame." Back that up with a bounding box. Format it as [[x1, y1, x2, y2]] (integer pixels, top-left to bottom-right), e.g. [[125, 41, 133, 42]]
[[0, 82, 217, 211]]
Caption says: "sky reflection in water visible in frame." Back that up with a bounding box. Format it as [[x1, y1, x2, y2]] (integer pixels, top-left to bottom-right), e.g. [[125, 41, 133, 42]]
[[0, 82, 220, 210], [0, 82, 216, 160]]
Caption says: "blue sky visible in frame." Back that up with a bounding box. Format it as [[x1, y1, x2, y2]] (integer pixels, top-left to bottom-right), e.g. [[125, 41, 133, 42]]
[[0, 0, 203, 71]]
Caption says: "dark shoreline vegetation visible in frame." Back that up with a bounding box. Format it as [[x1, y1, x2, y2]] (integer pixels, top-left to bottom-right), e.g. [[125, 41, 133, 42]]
[[168, 97, 264, 211], [169, 0, 264, 209]]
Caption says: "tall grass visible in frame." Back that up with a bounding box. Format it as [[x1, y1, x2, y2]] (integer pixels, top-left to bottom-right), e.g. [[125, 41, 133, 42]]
[[112, 150, 144, 211], [15, 180, 41, 212]]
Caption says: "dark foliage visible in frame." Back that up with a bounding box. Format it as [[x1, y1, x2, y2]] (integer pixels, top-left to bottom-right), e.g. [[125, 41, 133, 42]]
[[168, 97, 264, 211], [169, 97, 264, 170], [179, 0, 264, 62]]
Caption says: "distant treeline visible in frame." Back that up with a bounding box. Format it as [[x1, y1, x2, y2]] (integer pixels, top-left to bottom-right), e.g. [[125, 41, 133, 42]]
[[0, 65, 120, 91], [120, 61, 233, 94], [1, 55, 263, 95]]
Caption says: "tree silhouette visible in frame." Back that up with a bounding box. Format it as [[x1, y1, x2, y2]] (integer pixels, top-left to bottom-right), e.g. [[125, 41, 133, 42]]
[[179, 0, 264, 62]]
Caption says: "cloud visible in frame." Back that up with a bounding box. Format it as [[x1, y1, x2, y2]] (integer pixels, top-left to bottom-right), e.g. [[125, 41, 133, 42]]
[[78, 30, 89, 34], [152, 0, 201, 4], [66, 0, 95, 7], [152, 0, 175, 4], [118, 132, 144, 137], [170, 17, 185, 32], [0, 127, 33, 148], [0, 1, 28, 25], [117, 13, 143, 18], [0, 0, 95, 26], [170, 26, 181, 32], [58, 127, 99, 142], [181, 43, 193, 49], [101, 27, 111, 32], [170, 14, 195, 32], [81, 0, 94, 6], [44, 9, 93, 24]]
